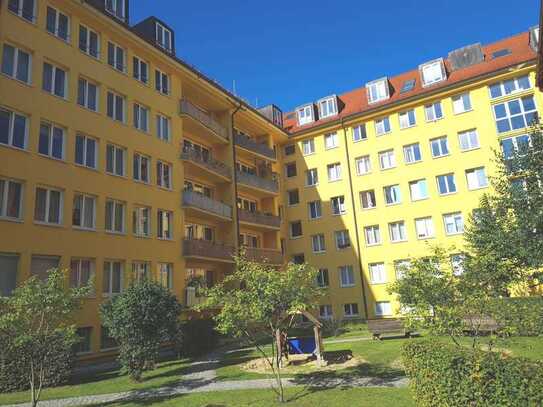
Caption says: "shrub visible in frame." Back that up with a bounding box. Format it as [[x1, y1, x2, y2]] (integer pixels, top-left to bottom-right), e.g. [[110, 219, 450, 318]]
[[402, 340, 543, 406], [493, 297, 543, 336], [180, 319, 218, 357]]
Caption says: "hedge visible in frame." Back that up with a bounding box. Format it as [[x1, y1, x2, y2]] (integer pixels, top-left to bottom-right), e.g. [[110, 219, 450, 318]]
[[493, 297, 543, 336], [179, 319, 219, 357], [402, 340, 543, 406]]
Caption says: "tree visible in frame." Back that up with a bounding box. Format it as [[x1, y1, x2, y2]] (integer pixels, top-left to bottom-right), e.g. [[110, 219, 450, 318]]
[[100, 279, 182, 381], [0, 269, 90, 407], [198, 253, 321, 403]]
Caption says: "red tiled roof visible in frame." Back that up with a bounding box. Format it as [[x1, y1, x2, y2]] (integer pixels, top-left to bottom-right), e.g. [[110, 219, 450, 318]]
[[283, 32, 536, 134]]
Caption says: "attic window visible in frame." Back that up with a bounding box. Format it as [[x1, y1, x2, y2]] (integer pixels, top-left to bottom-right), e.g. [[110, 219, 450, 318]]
[[105, 0, 125, 20], [296, 104, 314, 126], [400, 79, 416, 94], [317, 96, 338, 119], [366, 78, 390, 104], [492, 48, 511, 59], [420, 58, 446, 87], [156, 22, 172, 52]]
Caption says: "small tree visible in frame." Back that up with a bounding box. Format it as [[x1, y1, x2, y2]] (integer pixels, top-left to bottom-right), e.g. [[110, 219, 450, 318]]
[[0, 269, 90, 407], [100, 279, 182, 381], [198, 253, 321, 403]]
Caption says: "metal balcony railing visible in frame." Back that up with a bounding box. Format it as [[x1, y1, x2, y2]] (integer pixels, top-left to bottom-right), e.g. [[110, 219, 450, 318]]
[[180, 147, 231, 179], [179, 99, 228, 141], [234, 133, 276, 160], [236, 171, 279, 193], [183, 239, 234, 261], [238, 209, 280, 228], [244, 247, 283, 265], [182, 191, 232, 219]]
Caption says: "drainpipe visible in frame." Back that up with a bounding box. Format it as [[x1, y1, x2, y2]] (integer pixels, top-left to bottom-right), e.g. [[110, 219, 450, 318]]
[[340, 118, 370, 320], [231, 102, 243, 253]]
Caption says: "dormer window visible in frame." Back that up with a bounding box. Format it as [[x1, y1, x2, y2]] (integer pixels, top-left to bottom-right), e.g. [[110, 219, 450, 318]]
[[296, 104, 314, 126], [420, 58, 446, 87], [366, 78, 390, 104], [105, 0, 125, 20], [317, 96, 338, 119], [156, 22, 172, 52]]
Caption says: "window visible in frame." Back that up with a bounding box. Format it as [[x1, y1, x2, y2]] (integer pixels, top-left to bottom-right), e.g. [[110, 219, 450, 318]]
[[339, 265, 355, 287], [158, 263, 173, 289], [133, 103, 149, 132], [493, 96, 537, 133], [466, 167, 488, 190], [157, 209, 173, 239], [305, 168, 318, 186], [374, 116, 391, 135], [489, 75, 531, 99], [107, 42, 125, 72], [239, 233, 258, 248], [297, 105, 314, 125], [284, 144, 295, 156], [355, 155, 371, 175], [327, 163, 342, 181], [458, 129, 479, 151], [389, 221, 407, 242], [285, 162, 297, 178], [75, 134, 97, 169], [319, 305, 332, 319], [360, 189, 376, 209], [0, 108, 27, 149], [436, 173, 457, 195], [375, 301, 392, 316], [103, 261, 123, 296], [156, 114, 171, 142], [100, 326, 117, 350], [308, 200, 322, 220], [34, 187, 62, 225], [42, 62, 67, 98], [394, 260, 410, 279], [415, 217, 434, 239], [105, 199, 125, 233], [30, 255, 59, 280], [452, 93, 472, 114], [105, 0, 125, 20], [69, 259, 94, 289], [133, 56, 148, 83], [0, 178, 22, 224], [366, 78, 389, 103], [430, 136, 449, 158], [1, 44, 31, 83], [292, 254, 303, 264], [403, 143, 422, 164], [289, 221, 302, 238], [155, 69, 170, 95], [107, 91, 125, 122], [335, 230, 351, 249], [399, 109, 416, 129], [155, 22, 172, 52], [74, 327, 92, 354], [369, 263, 387, 284], [8, 0, 35, 22], [501, 134, 531, 159], [324, 132, 338, 149], [287, 189, 299, 206], [450, 254, 465, 276], [443, 212, 464, 235], [185, 223, 213, 241], [331, 196, 346, 215], [409, 179, 428, 201], [133, 153, 150, 183], [318, 96, 338, 118], [400, 78, 416, 93], [72, 193, 95, 230], [353, 124, 367, 142], [157, 161, 172, 189], [492, 48, 512, 59], [311, 234, 326, 253], [384, 184, 401, 205], [379, 150, 396, 170], [237, 197, 257, 212], [344, 303, 359, 317], [424, 101, 443, 121], [364, 225, 381, 246], [106, 144, 125, 176], [79, 25, 99, 58], [302, 139, 315, 155], [38, 122, 64, 160], [420, 58, 446, 86], [316, 269, 329, 287], [77, 78, 98, 111]]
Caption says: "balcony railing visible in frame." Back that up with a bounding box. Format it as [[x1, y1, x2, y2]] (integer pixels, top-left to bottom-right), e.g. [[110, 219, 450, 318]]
[[184, 287, 208, 308], [245, 247, 283, 265], [183, 239, 234, 261], [236, 171, 279, 193], [180, 148, 231, 179], [179, 99, 228, 141], [238, 209, 280, 228], [182, 191, 232, 219], [234, 133, 276, 160]]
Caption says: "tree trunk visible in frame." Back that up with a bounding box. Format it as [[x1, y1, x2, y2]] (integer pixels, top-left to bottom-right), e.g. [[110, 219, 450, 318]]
[[274, 329, 285, 403]]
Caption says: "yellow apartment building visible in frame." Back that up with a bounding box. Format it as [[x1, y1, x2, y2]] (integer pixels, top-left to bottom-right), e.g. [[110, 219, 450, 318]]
[[0, 0, 541, 360]]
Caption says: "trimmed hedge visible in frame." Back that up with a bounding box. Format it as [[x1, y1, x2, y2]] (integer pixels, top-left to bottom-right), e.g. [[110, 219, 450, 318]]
[[180, 319, 219, 357], [403, 340, 543, 406]]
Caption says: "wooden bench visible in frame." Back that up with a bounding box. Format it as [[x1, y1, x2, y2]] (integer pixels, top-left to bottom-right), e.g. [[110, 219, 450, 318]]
[[462, 316, 500, 335], [367, 318, 412, 340]]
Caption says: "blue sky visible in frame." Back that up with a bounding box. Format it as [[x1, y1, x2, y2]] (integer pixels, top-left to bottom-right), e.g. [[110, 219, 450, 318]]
[[132, 0, 538, 112]]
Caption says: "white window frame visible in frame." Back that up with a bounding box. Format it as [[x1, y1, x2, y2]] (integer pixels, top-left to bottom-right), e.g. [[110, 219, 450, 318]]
[[308, 200, 322, 220], [458, 129, 479, 151], [105, 199, 125, 234], [327, 163, 342, 182], [398, 109, 416, 129], [0, 107, 28, 150], [287, 189, 299, 206], [493, 96, 538, 134], [424, 101, 443, 122], [355, 155, 371, 175], [1, 43, 32, 84], [420, 58, 446, 87], [72, 193, 96, 230], [107, 41, 126, 73], [34, 186, 63, 225], [339, 265, 355, 287], [383, 184, 401, 205], [374, 116, 391, 136], [443, 212, 464, 235], [78, 24, 100, 59], [319, 304, 333, 319], [335, 230, 350, 250], [107, 90, 126, 123], [389, 221, 407, 243], [297, 104, 314, 126], [157, 161, 172, 189], [75, 134, 97, 169], [375, 301, 392, 316], [403, 143, 422, 164], [8, 0, 36, 22], [106, 144, 126, 177], [133, 103, 149, 133], [344, 303, 359, 317], [360, 189, 376, 209], [302, 138, 315, 155], [70, 258, 95, 289], [331, 195, 346, 215], [465, 167, 488, 190], [352, 124, 366, 142], [285, 162, 297, 178], [366, 78, 389, 104], [38, 122, 65, 160], [436, 173, 457, 195], [0, 178, 23, 220], [42, 62, 67, 99], [155, 68, 170, 95], [430, 136, 449, 158], [415, 217, 435, 239], [324, 132, 338, 149], [489, 75, 531, 99], [103, 260, 123, 297], [317, 269, 329, 288], [156, 114, 171, 142], [105, 0, 126, 20], [133, 56, 149, 84], [155, 22, 172, 52], [452, 93, 472, 114], [133, 153, 150, 183], [394, 260, 410, 280], [409, 179, 428, 201], [369, 263, 387, 284], [364, 225, 381, 246], [379, 149, 396, 170], [305, 168, 318, 186], [157, 209, 173, 240], [311, 234, 326, 253], [77, 77, 99, 112], [289, 221, 302, 239], [158, 263, 173, 289], [317, 96, 338, 119]]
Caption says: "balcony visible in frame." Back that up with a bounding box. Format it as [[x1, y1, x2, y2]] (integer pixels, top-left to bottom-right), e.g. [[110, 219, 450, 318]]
[[182, 191, 232, 221], [184, 287, 208, 308], [236, 171, 279, 196], [183, 239, 234, 263], [180, 99, 228, 144], [181, 148, 231, 181], [238, 209, 280, 230], [234, 133, 276, 161], [245, 247, 283, 265]]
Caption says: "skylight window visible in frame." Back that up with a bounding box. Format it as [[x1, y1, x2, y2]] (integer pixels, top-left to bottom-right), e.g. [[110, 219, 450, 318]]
[[400, 79, 416, 94], [492, 48, 511, 59], [420, 58, 446, 87], [296, 104, 314, 126], [366, 78, 390, 104], [317, 96, 338, 119]]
